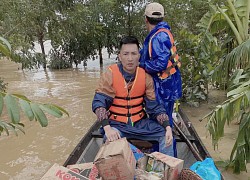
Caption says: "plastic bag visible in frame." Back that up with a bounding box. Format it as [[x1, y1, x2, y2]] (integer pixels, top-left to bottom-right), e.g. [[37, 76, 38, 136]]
[[190, 158, 221, 180], [129, 143, 144, 161]]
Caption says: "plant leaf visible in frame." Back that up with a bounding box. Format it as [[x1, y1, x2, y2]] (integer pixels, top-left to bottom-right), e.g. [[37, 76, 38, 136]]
[[48, 104, 69, 117], [4, 94, 20, 124], [30, 103, 48, 127], [19, 99, 34, 121], [6, 123, 18, 136], [39, 104, 63, 118], [0, 93, 3, 116], [0, 120, 10, 135], [14, 123, 25, 135], [0, 44, 10, 57], [0, 37, 11, 51], [13, 94, 31, 102]]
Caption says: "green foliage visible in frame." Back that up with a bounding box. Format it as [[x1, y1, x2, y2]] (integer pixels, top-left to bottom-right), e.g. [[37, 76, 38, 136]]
[[204, 70, 250, 144], [48, 49, 72, 69], [5, 94, 20, 124], [0, 37, 11, 57], [212, 39, 250, 85], [0, 36, 69, 135], [200, 0, 250, 173], [159, 0, 226, 104], [0, 78, 7, 92], [0, 121, 25, 136], [0, 92, 69, 135], [203, 70, 250, 173], [0, 36, 10, 92], [198, 0, 250, 46], [1, 0, 68, 69], [197, 4, 231, 34], [159, 0, 210, 35], [178, 29, 223, 105], [229, 112, 250, 173], [0, 0, 214, 70], [54, 0, 147, 68], [179, 30, 206, 105]]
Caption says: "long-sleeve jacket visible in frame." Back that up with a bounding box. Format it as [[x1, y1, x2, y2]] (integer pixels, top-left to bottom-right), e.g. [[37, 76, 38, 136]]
[[92, 63, 166, 121], [139, 22, 182, 102], [140, 22, 172, 75]]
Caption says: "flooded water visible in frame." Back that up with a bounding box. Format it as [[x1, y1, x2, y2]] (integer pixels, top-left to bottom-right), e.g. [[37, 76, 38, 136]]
[[1, 56, 249, 180], [0, 55, 116, 179]]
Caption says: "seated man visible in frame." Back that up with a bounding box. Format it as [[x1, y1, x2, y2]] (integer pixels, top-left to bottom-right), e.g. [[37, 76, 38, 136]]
[[92, 36, 173, 156]]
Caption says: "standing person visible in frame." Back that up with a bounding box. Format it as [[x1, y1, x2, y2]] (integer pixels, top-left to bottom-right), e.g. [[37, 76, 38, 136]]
[[140, 2, 182, 157], [92, 36, 174, 156]]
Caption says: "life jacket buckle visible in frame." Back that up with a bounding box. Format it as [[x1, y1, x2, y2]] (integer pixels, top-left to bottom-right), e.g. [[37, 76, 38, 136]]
[[125, 97, 131, 100], [127, 105, 132, 109]]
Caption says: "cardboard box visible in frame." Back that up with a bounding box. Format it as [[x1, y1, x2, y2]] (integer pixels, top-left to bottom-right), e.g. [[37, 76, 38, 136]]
[[137, 152, 184, 180], [94, 138, 136, 180], [152, 152, 184, 180], [135, 169, 163, 180], [67, 162, 101, 180], [40, 163, 89, 180]]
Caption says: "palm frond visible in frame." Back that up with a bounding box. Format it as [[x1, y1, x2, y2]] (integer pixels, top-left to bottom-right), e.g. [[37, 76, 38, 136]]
[[202, 85, 250, 147], [225, 39, 250, 72], [212, 40, 250, 84], [0, 43, 11, 57], [228, 112, 250, 174]]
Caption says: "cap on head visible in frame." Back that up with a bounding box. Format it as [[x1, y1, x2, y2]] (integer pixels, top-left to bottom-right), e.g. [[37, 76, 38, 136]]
[[144, 2, 164, 18]]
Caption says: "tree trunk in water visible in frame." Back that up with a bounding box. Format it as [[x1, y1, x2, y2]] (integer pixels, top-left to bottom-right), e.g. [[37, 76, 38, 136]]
[[127, 0, 131, 35], [38, 31, 46, 69], [98, 45, 103, 67]]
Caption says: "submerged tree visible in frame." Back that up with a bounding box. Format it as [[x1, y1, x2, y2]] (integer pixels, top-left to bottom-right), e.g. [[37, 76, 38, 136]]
[[1, 0, 76, 69], [0, 36, 69, 136], [54, 0, 147, 67]]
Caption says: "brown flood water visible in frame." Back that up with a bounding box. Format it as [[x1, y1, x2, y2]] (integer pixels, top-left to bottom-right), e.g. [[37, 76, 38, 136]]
[[182, 91, 250, 180], [0, 58, 113, 179], [0, 59, 249, 180]]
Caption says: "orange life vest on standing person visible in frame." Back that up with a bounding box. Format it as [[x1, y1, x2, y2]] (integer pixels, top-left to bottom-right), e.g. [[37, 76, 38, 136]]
[[149, 28, 181, 80], [108, 64, 146, 124]]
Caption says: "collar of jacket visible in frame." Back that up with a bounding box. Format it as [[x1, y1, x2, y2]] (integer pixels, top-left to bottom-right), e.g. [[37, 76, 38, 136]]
[[145, 21, 171, 43], [118, 63, 135, 83]]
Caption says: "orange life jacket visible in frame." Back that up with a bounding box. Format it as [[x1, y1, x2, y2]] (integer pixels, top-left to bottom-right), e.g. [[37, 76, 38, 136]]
[[108, 64, 146, 124], [149, 28, 181, 80]]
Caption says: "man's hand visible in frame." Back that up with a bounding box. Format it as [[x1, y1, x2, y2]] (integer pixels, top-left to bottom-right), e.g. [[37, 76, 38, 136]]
[[165, 126, 173, 147], [103, 125, 121, 142], [95, 107, 108, 121]]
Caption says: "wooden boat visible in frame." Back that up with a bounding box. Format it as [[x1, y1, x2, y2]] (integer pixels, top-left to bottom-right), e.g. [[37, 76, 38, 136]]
[[63, 108, 210, 169]]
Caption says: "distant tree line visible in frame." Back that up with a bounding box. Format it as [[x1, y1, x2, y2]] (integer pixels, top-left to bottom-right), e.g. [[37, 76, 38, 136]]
[[0, 0, 208, 69]]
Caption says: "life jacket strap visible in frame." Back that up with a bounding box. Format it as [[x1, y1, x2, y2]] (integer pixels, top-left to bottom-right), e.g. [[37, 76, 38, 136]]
[[109, 109, 145, 117], [158, 61, 179, 77], [115, 95, 144, 100], [149, 28, 181, 79], [111, 103, 143, 109]]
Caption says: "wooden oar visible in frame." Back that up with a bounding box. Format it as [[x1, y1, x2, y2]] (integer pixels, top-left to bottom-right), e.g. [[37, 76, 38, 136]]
[[173, 120, 203, 161]]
